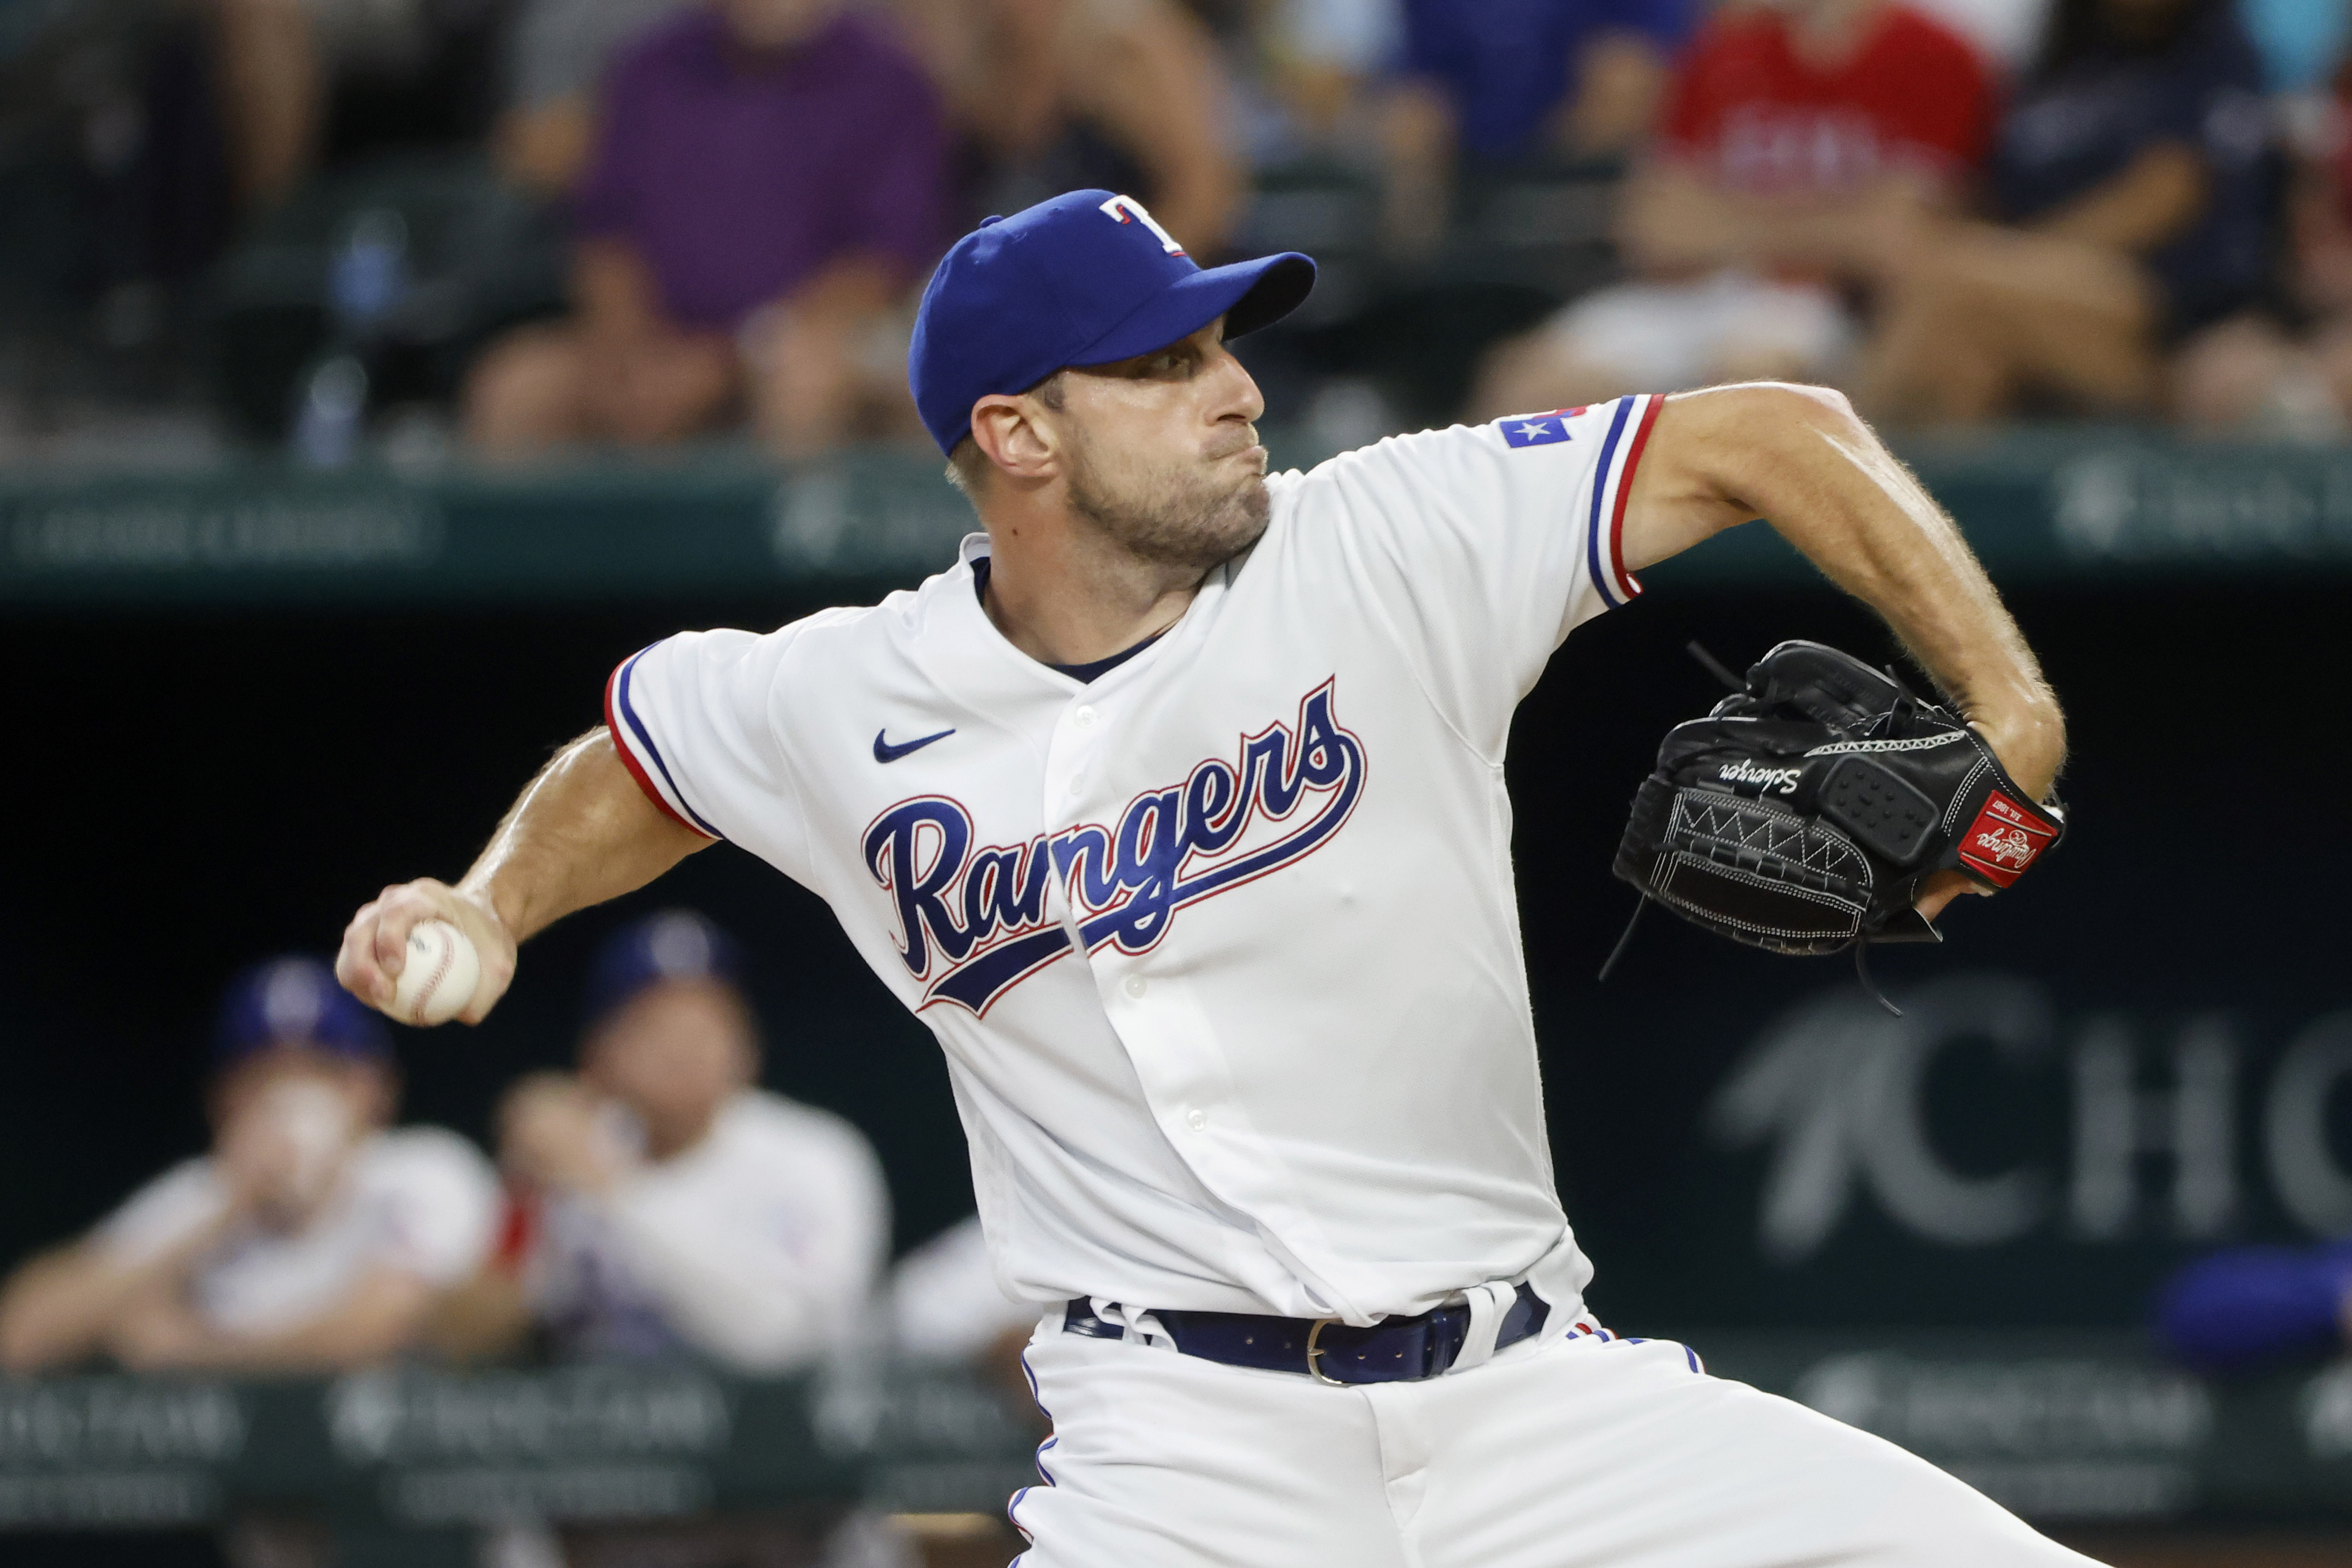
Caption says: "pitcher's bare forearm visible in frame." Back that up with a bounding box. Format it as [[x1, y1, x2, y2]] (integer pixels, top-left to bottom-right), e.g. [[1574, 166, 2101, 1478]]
[[1623, 383, 2064, 798], [463, 728, 709, 945], [1623, 384, 2064, 924], [337, 728, 707, 1023]]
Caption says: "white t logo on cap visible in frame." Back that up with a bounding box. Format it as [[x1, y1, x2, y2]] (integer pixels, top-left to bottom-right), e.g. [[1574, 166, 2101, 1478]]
[[1099, 195, 1187, 257]]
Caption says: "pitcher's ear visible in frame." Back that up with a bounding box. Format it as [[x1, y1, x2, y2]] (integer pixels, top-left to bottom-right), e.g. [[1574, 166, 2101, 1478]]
[[971, 393, 1059, 483]]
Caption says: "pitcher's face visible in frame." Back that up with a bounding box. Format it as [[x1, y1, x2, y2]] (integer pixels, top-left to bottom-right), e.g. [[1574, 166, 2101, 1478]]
[[1049, 318, 1273, 573]]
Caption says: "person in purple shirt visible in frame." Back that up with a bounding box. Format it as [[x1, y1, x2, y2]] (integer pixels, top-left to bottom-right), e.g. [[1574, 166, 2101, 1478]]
[[464, 0, 947, 456], [1381, 0, 1694, 256]]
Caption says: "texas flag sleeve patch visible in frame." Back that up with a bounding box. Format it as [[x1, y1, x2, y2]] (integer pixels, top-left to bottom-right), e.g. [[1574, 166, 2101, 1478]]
[[1498, 408, 1584, 448]]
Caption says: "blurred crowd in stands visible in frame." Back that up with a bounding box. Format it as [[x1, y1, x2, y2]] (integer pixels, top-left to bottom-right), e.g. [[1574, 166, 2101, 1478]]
[[3, 0, 2352, 454], [0, 913, 1031, 1566], [0, 911, 1036, 1380]]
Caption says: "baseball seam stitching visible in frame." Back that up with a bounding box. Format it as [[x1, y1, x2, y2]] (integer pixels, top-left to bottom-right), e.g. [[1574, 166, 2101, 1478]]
[[409, 929, 457, 1026]]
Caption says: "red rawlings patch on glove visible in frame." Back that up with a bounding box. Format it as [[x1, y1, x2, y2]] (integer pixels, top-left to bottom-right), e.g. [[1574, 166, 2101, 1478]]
[[1956, 792, 2058, 887]]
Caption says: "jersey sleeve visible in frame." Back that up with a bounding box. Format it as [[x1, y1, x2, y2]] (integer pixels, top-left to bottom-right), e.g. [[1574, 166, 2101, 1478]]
[[94, 1160, 224, 1265], [367, 1129, 499, 1288], [605, 626, 816, 884], [1293, 394, 1661, 758]]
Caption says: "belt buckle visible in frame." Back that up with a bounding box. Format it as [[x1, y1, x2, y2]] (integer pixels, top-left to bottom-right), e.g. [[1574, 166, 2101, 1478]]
[[1304, 1316, 1348, 1386]]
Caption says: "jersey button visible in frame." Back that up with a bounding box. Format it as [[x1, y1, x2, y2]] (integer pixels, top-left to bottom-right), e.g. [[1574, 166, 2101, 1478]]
[[1123, 975, 1149, 999], [1186, 1108, 1208, 1132], [1069, 773, 1086, 795], [1073, 706, 1098, 729]]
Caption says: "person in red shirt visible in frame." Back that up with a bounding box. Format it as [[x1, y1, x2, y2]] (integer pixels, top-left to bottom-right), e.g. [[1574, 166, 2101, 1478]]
[[1472, 0, 1994, 417]]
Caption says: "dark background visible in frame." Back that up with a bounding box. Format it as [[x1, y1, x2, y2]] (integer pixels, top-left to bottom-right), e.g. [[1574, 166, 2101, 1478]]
[[5, 567, 2336, 1335]]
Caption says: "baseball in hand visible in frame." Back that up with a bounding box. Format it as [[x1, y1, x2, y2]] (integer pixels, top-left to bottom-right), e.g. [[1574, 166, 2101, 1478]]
[[391, 920, 481, 1026]]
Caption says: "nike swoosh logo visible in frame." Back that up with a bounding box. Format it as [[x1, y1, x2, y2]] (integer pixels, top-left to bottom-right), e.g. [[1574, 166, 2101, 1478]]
[[873, 726, 956, 764]]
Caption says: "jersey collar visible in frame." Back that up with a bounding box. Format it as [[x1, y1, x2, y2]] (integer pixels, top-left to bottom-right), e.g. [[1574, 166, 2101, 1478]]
[[924, 531, 1227, 711]]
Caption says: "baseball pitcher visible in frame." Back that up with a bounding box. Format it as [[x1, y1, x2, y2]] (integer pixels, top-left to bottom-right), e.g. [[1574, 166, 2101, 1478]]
[[339, 191, 2084, 1566]]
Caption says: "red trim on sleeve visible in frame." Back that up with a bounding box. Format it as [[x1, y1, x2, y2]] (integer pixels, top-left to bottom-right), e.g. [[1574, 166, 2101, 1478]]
[[1606, 394, 1663, 603], [603, 661, 715, 838]]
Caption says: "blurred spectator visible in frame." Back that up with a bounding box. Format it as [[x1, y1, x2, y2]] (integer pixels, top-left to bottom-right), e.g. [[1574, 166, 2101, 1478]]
[[1859, 0, 2271, 424], [888, 0, 1245, 254], [2241, 0, 2352, 91], [2156, 1239, 2352, 1371], [464, 0, 945, 456], [448, 911, 889, 1372], [1175, 0, 1258, 32], [1380, 0, 1694, 256], [1905, 0, 2051, 73], [1473, 0, 1993, 417], [1252, 0, 1404, 158], [0, 957, 495, 1374], [493, 0, 686, 193], [210, 0, 506, 209], [890, 1213, 1042, 1411], [2175, 67, 2352, 435]]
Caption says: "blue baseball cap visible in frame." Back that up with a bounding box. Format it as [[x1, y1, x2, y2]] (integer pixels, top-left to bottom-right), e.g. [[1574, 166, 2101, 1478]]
[[909, 190, 1316, 456], [216, 956, 391, 1066], [585, 910, 743, 1026]]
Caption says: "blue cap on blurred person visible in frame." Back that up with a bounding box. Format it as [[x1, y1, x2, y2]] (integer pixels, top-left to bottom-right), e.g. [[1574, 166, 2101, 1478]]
[[216, 956, 392, 1065], [908, 189, 1316, 456], [585, 910, 742, 1026]]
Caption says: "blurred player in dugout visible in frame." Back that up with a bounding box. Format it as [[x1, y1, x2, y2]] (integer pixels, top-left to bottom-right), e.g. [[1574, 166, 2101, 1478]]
[[437, 910, 890, 1375], [0, 957, 498, 1374]]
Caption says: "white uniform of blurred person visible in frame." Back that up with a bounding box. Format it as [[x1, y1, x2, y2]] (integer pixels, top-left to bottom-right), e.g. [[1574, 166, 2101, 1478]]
[[497, 910, 890, 1372], [0, 957, 496, 1375], [891, 1213, 1040, 1367]]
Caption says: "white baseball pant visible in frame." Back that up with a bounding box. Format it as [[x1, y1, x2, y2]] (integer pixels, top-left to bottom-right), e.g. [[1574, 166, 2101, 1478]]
[[1009, 1317, 2105, 1568]]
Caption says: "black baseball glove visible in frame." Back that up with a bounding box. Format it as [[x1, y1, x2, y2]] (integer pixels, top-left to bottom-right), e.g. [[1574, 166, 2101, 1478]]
[[1610, 640, 2065, 958]]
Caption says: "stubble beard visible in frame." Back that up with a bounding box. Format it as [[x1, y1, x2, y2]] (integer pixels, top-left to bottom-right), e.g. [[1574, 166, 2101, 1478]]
[[1063, 432, 1272, 575]]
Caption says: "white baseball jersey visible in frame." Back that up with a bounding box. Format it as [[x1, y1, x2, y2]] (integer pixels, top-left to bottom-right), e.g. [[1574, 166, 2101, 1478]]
[[607, 395, 1663, 1328], [100, 1127, 497, 1337], [523, 1088, 890, 1372]]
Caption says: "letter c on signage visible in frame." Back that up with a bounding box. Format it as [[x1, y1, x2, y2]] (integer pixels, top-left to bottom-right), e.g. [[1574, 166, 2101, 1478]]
[[2267, 1011, 2352, 1234]]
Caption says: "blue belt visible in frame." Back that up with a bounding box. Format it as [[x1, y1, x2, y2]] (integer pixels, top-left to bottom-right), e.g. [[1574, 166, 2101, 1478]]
[[1062, 1283, 1549, 1385]]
